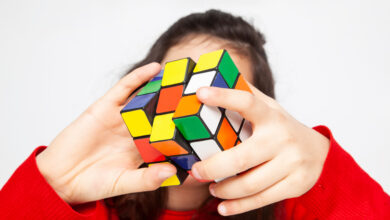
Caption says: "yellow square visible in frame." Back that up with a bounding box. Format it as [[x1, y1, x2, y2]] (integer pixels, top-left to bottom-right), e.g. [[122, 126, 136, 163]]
[[148, 162, 180, 186], [121, 110, 152, 137], [193, 49, 224, 73], [150, 113, 176, 142], [160, 174, 180, 186], [162, 59, 189, 86]]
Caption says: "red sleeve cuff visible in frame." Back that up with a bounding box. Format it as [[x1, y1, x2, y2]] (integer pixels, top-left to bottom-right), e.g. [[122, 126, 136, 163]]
[[284, 125, 390, 219], [0, 146, 110, 220]]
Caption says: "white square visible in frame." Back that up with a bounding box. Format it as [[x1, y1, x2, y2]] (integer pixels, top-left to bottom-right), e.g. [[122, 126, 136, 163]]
[[239, 120, 252, 141], [184, 70, 216, 94], [200, 104, 222, 135], [190, 139, 222, 160], [225, 110, 243, 132], [191, 139, 236, 182]]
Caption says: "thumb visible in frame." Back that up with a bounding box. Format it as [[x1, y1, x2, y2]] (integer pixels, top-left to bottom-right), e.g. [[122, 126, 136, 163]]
[[111, 163, 177, 197]]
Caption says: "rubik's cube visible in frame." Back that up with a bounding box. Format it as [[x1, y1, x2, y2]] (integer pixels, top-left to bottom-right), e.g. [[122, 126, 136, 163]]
[[121, 49, 252, 187]]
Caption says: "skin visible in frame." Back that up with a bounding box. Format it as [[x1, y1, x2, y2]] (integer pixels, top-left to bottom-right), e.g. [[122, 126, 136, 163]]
[[36, 34, 330, 216]]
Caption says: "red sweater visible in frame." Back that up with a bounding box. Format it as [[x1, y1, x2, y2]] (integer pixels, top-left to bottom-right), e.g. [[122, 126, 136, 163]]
[[1, 126, 389, 219]]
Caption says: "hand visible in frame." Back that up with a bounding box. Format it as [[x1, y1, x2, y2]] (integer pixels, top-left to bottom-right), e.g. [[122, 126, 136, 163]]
[[191, 83, 330, 216], [36, 63, 177, 204]]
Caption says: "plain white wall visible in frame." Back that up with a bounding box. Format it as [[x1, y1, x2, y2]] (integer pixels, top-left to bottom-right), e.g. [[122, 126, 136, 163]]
[[1, 0, 389, 194]]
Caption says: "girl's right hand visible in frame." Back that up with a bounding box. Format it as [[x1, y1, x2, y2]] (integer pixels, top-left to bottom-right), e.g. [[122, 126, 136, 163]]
[[36, 63, 177, 205]]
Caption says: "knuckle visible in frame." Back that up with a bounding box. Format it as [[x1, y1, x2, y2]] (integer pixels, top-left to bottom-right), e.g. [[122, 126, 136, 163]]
[[286, 147, 304, 168], [83, 104, 103, 120], [276, 126, 297, 147], [234, 154, 249, 173], [243, 94, 257, 110], [241, 178, 257, 195], [212, 87, 223, 98]]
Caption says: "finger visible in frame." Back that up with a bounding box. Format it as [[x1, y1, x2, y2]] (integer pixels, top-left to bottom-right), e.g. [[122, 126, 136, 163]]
[[191, 137, 276, 181], [210, 154, 291, 199], [196, 87, 268, 124], [217, 175, 294, 216], [104, 62, 161, 105], [111, 163, 176, 196], [247, 83, 276, 107]]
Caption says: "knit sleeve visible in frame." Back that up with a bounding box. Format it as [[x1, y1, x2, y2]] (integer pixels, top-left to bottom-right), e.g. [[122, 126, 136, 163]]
[[0, 146, 114, 220], [282, 125, 390, 219]]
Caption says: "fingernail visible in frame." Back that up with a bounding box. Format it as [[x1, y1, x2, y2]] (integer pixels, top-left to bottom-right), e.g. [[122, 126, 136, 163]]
[[209, 184, 216, 197], [191, 167, 202, 180], [158, 169, 175, 179], [197, 87, 210, 100], [218, 204, 227, 216]]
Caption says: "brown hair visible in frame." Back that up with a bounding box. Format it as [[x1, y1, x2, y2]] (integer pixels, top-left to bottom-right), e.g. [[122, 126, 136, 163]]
[[106, 9, 277, 220]]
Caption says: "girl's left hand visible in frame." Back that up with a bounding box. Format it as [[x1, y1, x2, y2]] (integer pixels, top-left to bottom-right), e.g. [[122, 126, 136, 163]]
[[191, 83, 330, 216]]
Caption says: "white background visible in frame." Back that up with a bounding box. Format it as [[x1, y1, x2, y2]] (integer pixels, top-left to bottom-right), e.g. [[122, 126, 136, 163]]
[[1, 0, 389, 193]]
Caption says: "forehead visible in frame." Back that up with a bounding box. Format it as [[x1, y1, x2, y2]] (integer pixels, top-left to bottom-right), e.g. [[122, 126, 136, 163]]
[[161, 34, 254, 83]]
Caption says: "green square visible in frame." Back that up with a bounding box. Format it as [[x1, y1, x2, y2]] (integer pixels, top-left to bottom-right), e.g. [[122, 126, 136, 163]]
[[219, 52, 239, 88], [138, 80, 162, 95], [173, 116, 210, 140]]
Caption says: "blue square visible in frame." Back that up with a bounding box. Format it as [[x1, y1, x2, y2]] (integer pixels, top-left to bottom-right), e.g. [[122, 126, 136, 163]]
[[170, 154, 199, 170], [122, 93, 156, 112], [212, 72, 229, 88]]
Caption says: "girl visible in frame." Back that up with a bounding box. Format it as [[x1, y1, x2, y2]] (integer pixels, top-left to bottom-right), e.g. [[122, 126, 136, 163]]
[[1, 9, 389, 220]]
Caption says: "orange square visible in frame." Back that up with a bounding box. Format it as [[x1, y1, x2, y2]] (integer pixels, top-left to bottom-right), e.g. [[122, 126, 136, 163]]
[[173, 95, 202, 118], [156, 85, 184, 114], [151, 140, 189, 156], [234, 74, 252, 93], [217, 118, 237, 150]]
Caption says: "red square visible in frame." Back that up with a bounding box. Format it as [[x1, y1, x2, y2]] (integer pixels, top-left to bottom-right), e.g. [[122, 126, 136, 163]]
[[134, 138, 166, 163]]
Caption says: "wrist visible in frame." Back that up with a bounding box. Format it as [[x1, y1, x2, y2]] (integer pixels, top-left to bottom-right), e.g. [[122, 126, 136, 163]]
[[36, 149, 73, 204], [36, 149, 52, 183], [309, 126, 331, 182]]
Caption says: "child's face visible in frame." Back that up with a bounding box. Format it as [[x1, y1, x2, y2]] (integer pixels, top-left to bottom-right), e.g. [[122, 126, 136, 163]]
[[161, 34, 254, 187]]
